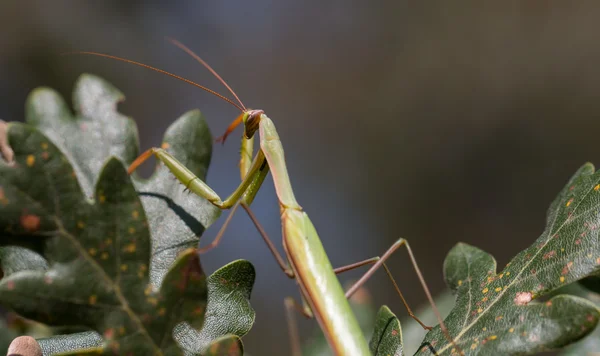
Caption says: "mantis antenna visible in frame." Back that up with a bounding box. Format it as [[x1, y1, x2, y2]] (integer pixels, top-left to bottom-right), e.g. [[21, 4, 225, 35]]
[[64, 38, 252, 144], [61, 51, 245, 113], [166, 38, 246, 111], [165, 38, 249, 143]]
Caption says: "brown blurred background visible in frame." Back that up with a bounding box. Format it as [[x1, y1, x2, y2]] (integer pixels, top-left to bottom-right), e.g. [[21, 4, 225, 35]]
[[2, 1, 600, 354]]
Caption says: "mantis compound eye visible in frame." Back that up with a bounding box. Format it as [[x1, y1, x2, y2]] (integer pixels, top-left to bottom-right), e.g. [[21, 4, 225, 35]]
[[244, 110, 263, 139]]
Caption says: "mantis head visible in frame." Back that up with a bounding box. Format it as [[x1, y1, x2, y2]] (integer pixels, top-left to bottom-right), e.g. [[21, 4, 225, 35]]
[[243, 109, 264, 139], [216, 109, 264, 144]]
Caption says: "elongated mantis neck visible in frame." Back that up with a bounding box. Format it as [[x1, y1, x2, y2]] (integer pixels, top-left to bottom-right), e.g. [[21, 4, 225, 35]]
[[255, 113, 370, 355]]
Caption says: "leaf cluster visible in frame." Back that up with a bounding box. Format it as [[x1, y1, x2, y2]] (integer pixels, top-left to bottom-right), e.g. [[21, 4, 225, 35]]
[[0, 75, 254, 355]]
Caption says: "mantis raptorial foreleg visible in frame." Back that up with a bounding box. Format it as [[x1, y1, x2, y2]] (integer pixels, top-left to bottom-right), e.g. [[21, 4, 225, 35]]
[[128, 147, 268, 209]]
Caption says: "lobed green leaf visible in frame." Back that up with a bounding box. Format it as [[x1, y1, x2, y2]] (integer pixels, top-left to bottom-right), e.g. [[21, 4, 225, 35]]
[[17, 74, 220, 285], [35, 260, 255, 355], [0, 124, 207, 353], [369, 306, 403, 356], [416, 163, 600, 355], [174, 260, 255, 354], [419, 243, 599, 355]]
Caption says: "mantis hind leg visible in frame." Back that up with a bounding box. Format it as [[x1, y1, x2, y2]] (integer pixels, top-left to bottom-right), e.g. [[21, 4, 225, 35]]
[[242, 205, 441, 354], [338, 240, 433, 331], [338, 238, 462, 353]]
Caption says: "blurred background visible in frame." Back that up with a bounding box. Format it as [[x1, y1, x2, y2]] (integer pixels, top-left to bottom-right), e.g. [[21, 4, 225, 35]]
[[2, 1, 600, 354]]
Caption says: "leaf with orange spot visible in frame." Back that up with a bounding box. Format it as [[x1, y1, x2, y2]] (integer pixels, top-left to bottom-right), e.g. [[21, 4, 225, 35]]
[[0, 126, 208, 353], [20, 74, 220, 286], [411, 163, 600, 355], [416, 243, 600, 355], [2, 74, 220, 293], [175, 260, 255, 354], [36, 261, 255, 355], [0, 76, 256, 355], [369, 306, 404, 356]]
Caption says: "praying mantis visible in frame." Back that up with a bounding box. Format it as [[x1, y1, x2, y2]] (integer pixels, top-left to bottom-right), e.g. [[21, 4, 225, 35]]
[[72, 39, 461, 355]]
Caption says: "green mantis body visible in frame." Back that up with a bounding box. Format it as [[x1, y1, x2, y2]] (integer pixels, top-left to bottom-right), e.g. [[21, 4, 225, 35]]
[[77, 40, 459, 355], [133, 111, 370, 354], [255, 114, 368, 353]]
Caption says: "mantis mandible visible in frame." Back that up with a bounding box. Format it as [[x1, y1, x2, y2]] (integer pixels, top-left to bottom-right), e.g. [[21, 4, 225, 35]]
[[72, 39, 461, 355]]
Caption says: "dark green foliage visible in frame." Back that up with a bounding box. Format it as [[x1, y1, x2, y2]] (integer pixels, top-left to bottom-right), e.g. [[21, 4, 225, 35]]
[[0, 75, 255, 355], [174, 260, 255, 354], [34, 260, 254, 355], [415, 163, 600, 355], [418, 244, 599, 355], [23, 74, 220, 285], [0, 124, 207, 354]]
